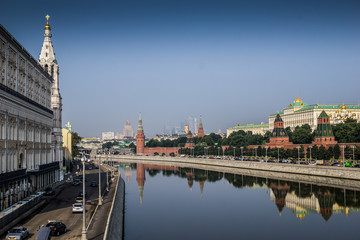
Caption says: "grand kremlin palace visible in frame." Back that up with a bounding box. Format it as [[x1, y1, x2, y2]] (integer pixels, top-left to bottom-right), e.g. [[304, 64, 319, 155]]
[[227, 96, 360, 136]]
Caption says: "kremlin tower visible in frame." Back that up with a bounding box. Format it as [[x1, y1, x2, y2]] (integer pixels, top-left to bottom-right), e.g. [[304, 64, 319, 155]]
[[313, 110, 337, 145], [136, 113, 145, 154], [197, 115, 205, 137], [268, 114, 291, 146]]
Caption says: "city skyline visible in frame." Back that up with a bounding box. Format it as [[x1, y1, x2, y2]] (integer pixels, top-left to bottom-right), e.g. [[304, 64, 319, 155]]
[[1, 0, 360, 137]]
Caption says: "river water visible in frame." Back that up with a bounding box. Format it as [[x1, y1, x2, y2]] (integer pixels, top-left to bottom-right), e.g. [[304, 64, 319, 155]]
[[119, 163, 360, 240]]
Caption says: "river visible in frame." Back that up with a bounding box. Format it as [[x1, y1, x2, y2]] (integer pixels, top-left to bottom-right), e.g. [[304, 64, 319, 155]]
[[119, 163, 360, 240]]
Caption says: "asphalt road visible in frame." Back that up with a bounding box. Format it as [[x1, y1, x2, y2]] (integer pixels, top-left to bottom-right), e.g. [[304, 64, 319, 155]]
[[2, 162, 110, 240]]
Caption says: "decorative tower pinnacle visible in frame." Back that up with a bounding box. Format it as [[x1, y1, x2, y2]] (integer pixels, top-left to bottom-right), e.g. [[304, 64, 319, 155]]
[[39, 14, 63, 179], [197, 115, 205, 137], [136, 113, 145, 154]]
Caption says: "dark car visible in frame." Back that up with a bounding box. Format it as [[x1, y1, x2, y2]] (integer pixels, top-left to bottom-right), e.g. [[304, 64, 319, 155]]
[[78, 190, 88, 198], [354, 164, 360, 168], [72, 179, 80, 186], [90, 181, 97, 187], [44, 187, 55, 196], [46, 221, 66, 236], [332, 162, 341, 167]]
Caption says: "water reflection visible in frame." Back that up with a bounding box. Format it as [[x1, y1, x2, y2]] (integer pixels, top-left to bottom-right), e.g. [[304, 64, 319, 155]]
[[121, 163, 360, 223]]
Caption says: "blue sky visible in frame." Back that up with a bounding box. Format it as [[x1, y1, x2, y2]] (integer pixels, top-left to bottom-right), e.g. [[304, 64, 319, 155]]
[[1, 0, 360, 137]]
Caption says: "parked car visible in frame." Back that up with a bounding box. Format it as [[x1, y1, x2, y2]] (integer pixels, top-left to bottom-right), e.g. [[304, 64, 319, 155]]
[[72, 203, 84, 213], [46, 221, 66, 236], [345, 162, 354, 167], [332, 162, 341, 167], [90, 181, 97, 187], [6, 226, 29, 240], [35, 227, 51, 240], [354, 164, 360, 168], [44, 187, 55, 196]]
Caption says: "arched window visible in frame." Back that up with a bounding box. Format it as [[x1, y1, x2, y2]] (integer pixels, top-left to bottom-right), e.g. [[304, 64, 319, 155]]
[[44, 64, 48, 72]]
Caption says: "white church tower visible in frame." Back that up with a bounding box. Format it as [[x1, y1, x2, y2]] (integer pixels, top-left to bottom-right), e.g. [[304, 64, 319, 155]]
[[39, 15, 64, 180]]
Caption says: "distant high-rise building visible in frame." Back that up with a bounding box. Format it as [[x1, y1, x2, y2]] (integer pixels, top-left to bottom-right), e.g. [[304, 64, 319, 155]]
[[102, 132, 115, 140], [184, 124, 189, 133], [123, 120, 134, 137], [194, 118, 198, 134]]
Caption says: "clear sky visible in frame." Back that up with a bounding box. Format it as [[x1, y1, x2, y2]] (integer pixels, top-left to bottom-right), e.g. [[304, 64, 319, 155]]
[[1, 0, 360, 137]]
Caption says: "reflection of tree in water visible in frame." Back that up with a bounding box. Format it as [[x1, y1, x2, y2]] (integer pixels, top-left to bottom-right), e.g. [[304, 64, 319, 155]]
[[147, 169, 161, 177]]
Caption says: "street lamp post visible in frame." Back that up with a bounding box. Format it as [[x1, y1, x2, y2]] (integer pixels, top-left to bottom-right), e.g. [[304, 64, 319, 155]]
[[106, 150, 109, 191], [296, 146, 301, 164], [277, 146, 280, 162], [240, 147, 244, 161], [98, 153, 102, 206], [351, 145, 356, 162], [233, 147, 235, 158], [342, 145, 346, 167], [81, 156, 87, 240], [218, 147, 220, 158], [309, 146, 312, 162], [265, 146, 268, 163]]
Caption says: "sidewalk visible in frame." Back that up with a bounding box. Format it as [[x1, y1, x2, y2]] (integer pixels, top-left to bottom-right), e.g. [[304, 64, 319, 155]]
[[87, 172, 119, 240]]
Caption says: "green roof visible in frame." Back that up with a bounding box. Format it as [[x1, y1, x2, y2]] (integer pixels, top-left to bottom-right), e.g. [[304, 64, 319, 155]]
[[318, 110, 329, 118], [229, 123, 269, 130]]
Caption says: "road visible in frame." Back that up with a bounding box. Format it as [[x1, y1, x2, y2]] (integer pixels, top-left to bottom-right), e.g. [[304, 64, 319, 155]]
[[3, 162, 111, 240]]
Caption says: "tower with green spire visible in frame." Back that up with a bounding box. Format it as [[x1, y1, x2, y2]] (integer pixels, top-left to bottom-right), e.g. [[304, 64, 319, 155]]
[[268, 114, 291, 145], [136, 113, 145, 154], [313, 110, 337, 145]]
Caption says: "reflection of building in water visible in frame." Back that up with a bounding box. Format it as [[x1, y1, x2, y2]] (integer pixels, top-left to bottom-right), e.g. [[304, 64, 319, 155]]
[[185, 171, 194, 191], [135, 164, 179, 204], [316, 190, 336, 222], [124, 166, 133, 183], [281, 191, 320, 221], [199, 181, 205, 198], [269, 186, 360, 221], [270, 182, 291, 215], [136, 164, 145, 204]]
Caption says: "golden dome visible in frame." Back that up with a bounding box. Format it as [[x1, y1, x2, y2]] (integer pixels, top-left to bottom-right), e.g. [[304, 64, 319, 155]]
[[341, 103, 346, 110], [294, 96, 302, 103]]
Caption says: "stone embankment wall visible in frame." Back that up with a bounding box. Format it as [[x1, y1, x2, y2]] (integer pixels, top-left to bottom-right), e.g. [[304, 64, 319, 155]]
[[104, 175, 125, 240]]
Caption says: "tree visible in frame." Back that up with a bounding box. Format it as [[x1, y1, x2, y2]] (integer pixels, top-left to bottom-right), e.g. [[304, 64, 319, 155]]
[[333, 144, 341, 159], [318, 145, 330, 160], [292, 125, 313, 144], [71, 132, 82, 157]]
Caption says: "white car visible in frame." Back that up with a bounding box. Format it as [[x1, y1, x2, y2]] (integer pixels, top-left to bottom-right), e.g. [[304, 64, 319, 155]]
[[6, 226, 29, 240], [72, 203, 84, 213]]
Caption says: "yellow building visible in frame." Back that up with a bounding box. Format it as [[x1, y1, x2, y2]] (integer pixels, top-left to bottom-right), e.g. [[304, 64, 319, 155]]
[[62, 122, 73, 162]]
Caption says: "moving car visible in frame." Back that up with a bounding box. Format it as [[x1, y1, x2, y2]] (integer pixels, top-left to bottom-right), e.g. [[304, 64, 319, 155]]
[[44, 187, 55, 196], [75, 196, 83, 203], [46, 221, 66, 236], [72, 179, 80, 186], [6, 226, 29, 240], [72, 203, 84, 213], [354, 164, 360, 168], [90, 181, 97, 187]]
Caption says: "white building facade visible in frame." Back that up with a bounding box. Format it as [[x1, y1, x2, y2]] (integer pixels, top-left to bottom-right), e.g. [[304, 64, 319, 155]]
[[0, 18, 61, 210], [269, 96, 360, 131]]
